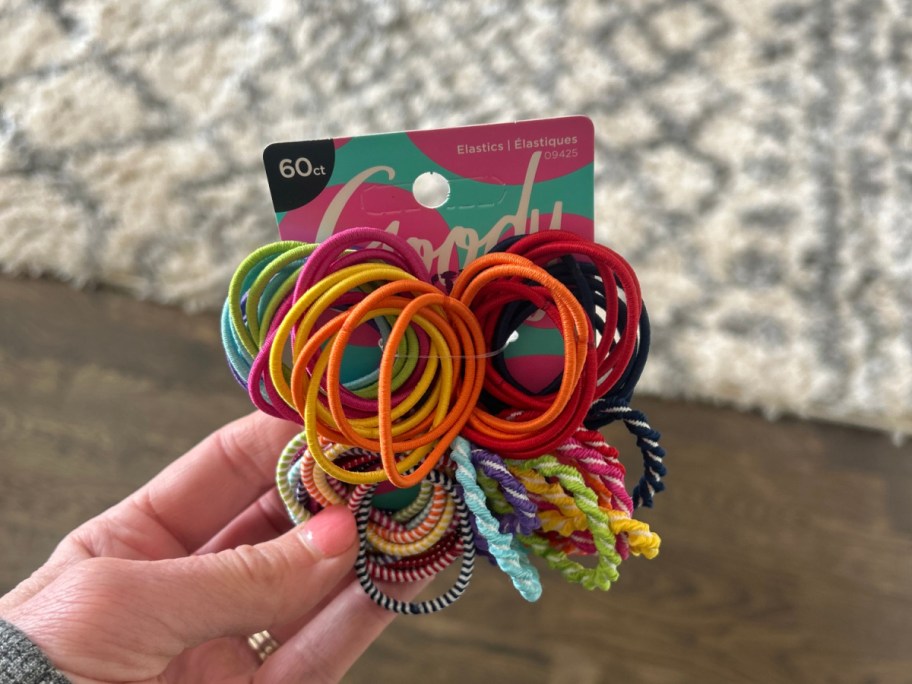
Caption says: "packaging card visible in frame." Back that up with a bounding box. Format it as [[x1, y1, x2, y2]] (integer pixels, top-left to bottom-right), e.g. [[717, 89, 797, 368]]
[[262, 117, 595, 390]]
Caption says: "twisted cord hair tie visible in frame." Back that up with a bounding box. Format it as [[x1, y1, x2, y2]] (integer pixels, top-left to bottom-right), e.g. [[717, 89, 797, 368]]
[[512, 446, 660, 558], [450, 437, 542, 601], [557, 430, 633, 516], [573, 297, 666, 508], [508, 455, 623, 591], [514, 467, 588, 533], [469, 446, 540, 536], [351, 470, 476, 614], [549, 434, 661, 558], [585, 401, 667, 509], [550, 442, 629, 550]]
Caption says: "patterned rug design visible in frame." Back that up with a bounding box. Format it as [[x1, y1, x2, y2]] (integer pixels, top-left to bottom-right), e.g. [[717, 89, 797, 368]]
[[1, 0, 910, 433]]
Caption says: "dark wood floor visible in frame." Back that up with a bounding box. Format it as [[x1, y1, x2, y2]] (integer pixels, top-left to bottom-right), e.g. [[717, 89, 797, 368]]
[[1, 275, 910, 683]]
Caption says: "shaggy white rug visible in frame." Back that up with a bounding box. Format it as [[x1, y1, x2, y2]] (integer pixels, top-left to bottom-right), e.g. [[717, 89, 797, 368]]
[[1, 0, 910, 434]]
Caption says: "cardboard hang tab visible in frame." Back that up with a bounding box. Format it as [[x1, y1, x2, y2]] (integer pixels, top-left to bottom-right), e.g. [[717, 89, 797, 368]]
[[262, 116, 595, 391]]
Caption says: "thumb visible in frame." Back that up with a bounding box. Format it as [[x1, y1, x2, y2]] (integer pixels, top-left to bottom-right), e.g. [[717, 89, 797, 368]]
[[150, 504, 358, 647]]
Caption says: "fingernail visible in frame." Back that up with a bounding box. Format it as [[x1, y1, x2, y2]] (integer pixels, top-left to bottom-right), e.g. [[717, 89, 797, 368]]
[[300, 505, 357, 558]]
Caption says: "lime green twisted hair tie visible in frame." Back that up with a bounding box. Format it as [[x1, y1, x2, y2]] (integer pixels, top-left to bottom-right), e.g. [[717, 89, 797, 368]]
[[509, 454, 622, 591]]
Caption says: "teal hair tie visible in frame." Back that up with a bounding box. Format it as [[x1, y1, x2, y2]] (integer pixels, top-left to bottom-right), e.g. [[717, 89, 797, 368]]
[[451, 436, 542, 602]]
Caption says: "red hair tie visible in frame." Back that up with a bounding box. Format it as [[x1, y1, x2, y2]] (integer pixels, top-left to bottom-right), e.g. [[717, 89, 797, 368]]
[[450, 252, 596, 458]]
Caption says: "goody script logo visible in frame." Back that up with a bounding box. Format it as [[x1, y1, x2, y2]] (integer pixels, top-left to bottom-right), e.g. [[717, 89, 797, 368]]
[[316, 152, 565, 276]]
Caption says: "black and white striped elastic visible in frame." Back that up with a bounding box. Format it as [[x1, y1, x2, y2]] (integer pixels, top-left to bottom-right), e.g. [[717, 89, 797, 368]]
[[350, 469, 476, 615]]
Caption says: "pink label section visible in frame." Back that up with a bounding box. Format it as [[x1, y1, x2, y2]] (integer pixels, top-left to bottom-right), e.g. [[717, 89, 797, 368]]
[[507, 354, 564, 394], [408, 117, 594, 184]]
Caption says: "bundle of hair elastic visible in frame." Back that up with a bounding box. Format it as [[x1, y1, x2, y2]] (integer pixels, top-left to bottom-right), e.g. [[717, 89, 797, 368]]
[[221, 227, 667, 614]]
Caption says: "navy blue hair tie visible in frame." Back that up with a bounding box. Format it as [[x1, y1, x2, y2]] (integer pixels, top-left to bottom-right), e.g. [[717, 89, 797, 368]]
[[487, 234, 667, 509], [485, 234, 643, 408], [596, 303, 651, 409], [487, 258, 606, 396], [583, 303, 666, 508]]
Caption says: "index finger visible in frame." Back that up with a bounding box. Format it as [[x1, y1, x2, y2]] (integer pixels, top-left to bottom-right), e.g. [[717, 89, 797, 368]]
[[108, 411, 300, 557]]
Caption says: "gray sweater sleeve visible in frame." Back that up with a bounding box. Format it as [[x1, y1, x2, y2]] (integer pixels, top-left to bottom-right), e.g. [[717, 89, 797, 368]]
[[0, 620, 70, 684]]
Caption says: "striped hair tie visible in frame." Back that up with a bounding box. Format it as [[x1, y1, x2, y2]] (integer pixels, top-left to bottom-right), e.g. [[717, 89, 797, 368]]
[[350, 470, 476, 615]]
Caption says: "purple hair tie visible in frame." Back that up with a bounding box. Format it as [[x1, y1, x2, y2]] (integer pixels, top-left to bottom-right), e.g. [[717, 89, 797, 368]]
[[469, 446, 540, 536]]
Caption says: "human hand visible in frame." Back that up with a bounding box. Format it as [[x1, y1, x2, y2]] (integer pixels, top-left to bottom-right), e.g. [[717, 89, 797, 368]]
[[0, 412, 412, 683]]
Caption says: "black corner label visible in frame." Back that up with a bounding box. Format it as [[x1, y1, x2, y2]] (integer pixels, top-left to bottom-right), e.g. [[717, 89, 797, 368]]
[[263, 140, 336, 213]]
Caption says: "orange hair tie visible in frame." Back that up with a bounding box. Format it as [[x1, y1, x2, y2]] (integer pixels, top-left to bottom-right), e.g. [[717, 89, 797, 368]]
[[292, 279, 485, 487], [450, 253, 596, 458]]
